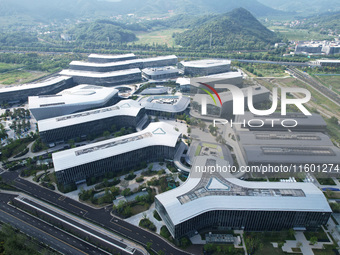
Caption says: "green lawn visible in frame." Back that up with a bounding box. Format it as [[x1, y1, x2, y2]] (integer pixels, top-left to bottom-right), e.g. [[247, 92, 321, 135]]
[[132, 29, 187, 47], [268, 26, 333, 41], [0, 70, 49, 85], [314, 75, 340, 95], [195, 145, 202, 156], [0, 62, 23, 72], [268, 77, 340, 114]]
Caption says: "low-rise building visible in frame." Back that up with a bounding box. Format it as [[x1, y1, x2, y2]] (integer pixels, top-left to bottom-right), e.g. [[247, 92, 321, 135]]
[[29, 85, 118, 121], [38, 100, 149, 144], [53, 122, 181, 186], [155, 157, 332, 239], [0, 76, 74, 104], [178, 59, 231, 76]]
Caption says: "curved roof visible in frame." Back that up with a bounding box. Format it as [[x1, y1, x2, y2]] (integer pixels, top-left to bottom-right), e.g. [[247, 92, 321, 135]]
[[140, 87, 168, 95], [140, 96, 190, 113], [60, 68, 141, 78], [29, 85, 118, 109], [88, 53, 136, 60], [0, 76, 72, 93], [156, 156, 331, 226], [180, 59, 231, 68], [53, 122, 181, 172], [38, 99, 143, 132]]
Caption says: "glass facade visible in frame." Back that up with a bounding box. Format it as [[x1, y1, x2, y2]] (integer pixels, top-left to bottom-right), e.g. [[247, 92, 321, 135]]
[[56, 145, 176, 185], [155, 198, 331, 239]]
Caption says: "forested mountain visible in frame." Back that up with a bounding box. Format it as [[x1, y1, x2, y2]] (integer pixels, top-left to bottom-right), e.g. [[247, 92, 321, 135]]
[[173, 8, 278, 50], [298, 12, 340, 33], [258, 0, 340, 15], [67, 20, 138, 43], [0, 0, 285, 22]]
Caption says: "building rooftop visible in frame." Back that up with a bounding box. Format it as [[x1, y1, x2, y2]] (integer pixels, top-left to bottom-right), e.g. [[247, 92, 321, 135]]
[[38, 99, 143, 132], [142, 66, 180, 76], [59, 68, 141, 78], [243, 145, 340, 164], [29, 85, 118, 109], [202, 71, 243, 79], [235, 112, 327, 128], [0, 76, 72, 93], [88, 53, 136, 60], [193, 86, 269, 106], [238, 131, 334, 147], [139, 95, 190, 113], [140, 55, 177, 63], [53, 122, 181, 172], [317, 59, 340, 63], [70, 59, 141, 68], [156, 157, 332, 226], [180, 59, 231, 68], [140, 87, 168, 95]]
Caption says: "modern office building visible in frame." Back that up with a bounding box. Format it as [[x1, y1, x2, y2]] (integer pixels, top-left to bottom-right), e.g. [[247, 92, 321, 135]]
[[295, 41, 340, 55], [0, 76, 74, 104], [29, 85, 118, 121], [155, 157, 332, 239], [140, 55, 178, 68], [315, 59, 340, 67], [140, 87, 169, 95], [69, 59, 141, 72], [139, 95, 190, 116], [192, 86, 270, 118], [178, 71, 243, 93], [88, 53, 136, 63], [237, 131, 340, 167], [178, 59, 231, 76], [69, 55, 178, 73], [53, 122, 181, 186], [142, 66, 180, 80], [59, 68, 142, 86], [38, 100, 149, 144], [234, 112, 327, 132]]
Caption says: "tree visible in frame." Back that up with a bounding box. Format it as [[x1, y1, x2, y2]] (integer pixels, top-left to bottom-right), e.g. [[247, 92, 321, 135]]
[[296, 242, 302, 248], [310, 236, 318, 245], [146, 242, 152, 250], [103, 131, 110, 138]]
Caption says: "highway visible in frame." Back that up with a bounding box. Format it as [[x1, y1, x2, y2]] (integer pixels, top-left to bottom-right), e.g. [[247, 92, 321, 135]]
[[287, 67, 340, 107], [0, 170, 193, 255], [0, 193, 108, 255]]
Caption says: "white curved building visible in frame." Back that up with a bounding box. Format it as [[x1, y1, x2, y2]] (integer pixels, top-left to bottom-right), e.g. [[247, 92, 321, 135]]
[[88, 53, 136, 63], [139, 95, 190, 116], [38, 99, 149, 144], [178, 59, 231, 76], [29, 85, 118, 121], [156, 157, 331, 239], [53, 122, 181, 186], [0, 76, 74, 104]]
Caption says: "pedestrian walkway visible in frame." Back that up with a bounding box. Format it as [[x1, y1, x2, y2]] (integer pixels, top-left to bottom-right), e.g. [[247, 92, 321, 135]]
[[282, 230, 333, 255]]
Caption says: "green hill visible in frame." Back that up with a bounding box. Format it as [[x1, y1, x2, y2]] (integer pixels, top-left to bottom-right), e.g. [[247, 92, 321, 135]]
[[0, 0, 285, 23], [298, 11, 340, 33], [67, 20, 137, 43], [173, 8, 278, 50], [258, 0, 340, 15]]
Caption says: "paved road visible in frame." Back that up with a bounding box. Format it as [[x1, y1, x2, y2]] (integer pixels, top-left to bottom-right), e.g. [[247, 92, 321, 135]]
[[230, 59, 313, 67], [1, 170, 193, 255], [0, 193, 108, 255], [287, 67, 340, 108]]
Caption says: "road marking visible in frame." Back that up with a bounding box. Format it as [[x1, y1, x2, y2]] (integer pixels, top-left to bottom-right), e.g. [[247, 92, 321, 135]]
[[110, 218, 132, 232], [69, 203, 88, 215], [14, 179, 27, 186], [0, 208, 89, 255], [58, 196, 66, 201]]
